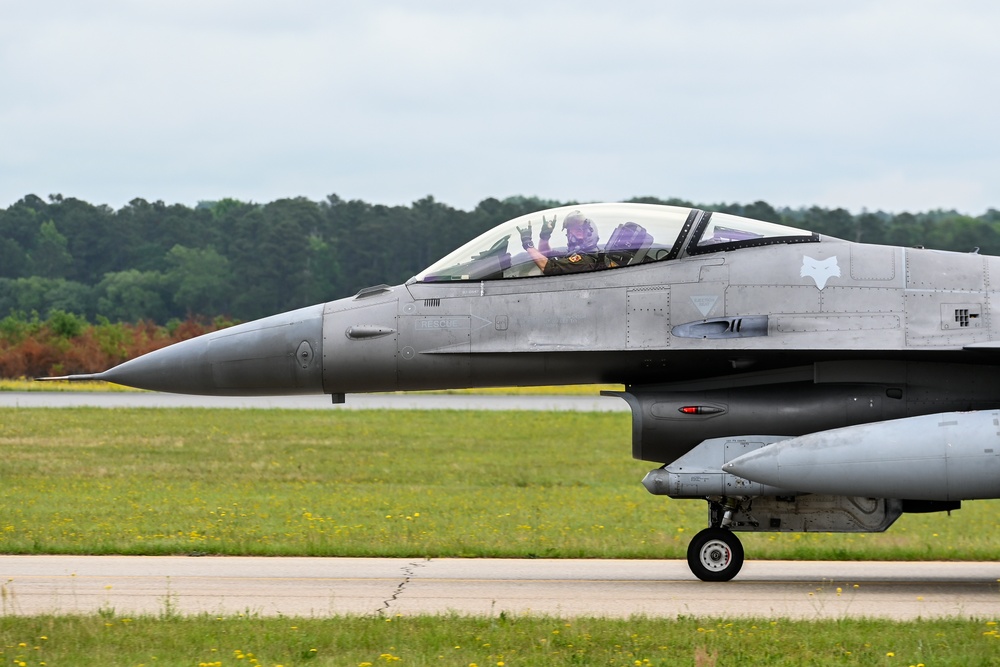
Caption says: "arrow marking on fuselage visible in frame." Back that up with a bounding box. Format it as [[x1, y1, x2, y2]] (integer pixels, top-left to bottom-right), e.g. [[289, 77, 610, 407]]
[[690, 295, 719, 317], [472, 314, 494, 331]]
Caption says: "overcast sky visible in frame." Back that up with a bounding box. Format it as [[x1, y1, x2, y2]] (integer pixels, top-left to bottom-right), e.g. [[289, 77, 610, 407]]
[[2, 1, 998, 215]]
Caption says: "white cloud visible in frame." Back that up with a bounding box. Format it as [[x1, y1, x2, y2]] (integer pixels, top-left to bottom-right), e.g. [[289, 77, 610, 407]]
[[2, 1, 999, 213], [817, 170, 992, 214]]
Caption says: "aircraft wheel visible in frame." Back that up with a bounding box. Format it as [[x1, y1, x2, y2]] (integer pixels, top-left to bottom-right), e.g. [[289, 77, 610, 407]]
[[687, 527, 744, 582]]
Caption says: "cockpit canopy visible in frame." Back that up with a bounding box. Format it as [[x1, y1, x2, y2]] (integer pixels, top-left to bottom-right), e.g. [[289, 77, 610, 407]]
[[412, 203, 817, 283]]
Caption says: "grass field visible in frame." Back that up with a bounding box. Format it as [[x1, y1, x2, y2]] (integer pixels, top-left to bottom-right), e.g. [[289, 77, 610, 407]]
[[1, 407, 999, 560], [1, 613, 998, 667], [0, 378, 141, 392], [2, 406, 998, 665]]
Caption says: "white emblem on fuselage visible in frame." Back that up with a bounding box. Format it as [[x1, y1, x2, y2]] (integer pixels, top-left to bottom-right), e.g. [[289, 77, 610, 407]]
[[800, 255, 840, 290]]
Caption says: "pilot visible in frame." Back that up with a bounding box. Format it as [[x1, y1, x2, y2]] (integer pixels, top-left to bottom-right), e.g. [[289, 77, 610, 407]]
[[518, 210, 601, 275]]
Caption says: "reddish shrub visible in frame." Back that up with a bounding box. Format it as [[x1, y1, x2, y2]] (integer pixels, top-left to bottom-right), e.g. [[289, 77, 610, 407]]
[[0, 316, 234, 378]]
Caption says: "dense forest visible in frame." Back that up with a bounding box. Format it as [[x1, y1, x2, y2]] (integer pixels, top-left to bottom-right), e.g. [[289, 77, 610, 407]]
[[3, 192, 1000, 325]]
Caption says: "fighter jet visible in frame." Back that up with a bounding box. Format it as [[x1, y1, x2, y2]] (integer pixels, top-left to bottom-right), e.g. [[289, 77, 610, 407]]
[[42, 202, 1000, 581]]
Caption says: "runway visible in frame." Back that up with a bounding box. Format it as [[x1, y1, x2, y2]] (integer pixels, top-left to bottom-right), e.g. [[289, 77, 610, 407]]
[[0, 391, 628, 412], [1, 556, 996, 619]]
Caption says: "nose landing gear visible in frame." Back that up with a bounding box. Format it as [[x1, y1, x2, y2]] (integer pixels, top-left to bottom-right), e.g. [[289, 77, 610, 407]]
[[686, 497, 746, 582]]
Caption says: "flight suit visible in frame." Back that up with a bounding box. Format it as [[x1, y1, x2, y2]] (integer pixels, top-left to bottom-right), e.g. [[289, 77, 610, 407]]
[[542, 251, 602, 275]]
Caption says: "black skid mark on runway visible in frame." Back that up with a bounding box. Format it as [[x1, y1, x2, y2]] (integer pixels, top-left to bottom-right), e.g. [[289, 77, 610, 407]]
[[378, 560, 426, 616]]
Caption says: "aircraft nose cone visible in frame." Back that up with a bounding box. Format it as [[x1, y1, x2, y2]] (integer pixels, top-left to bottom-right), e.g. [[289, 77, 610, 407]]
[[97, 304, 327, 396]]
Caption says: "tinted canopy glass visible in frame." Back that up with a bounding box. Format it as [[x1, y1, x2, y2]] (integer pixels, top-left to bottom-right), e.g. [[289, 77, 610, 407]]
[[412, 203, 815, 283], [690, 211, 817, 253]]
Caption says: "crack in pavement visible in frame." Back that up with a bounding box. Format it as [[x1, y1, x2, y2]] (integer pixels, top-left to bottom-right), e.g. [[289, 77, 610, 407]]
[[377, 560, 427, 616]]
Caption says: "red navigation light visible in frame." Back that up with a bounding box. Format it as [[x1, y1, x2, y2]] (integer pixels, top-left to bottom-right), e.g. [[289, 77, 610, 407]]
[[678, 406, 725, 415]]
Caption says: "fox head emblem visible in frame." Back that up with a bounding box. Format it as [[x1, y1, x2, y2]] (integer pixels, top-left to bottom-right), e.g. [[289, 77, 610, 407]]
[[800, 255, 840, 290]]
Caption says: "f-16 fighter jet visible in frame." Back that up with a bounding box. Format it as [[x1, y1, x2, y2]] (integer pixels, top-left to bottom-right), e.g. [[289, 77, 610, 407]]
[[43, 203, 1000, 581]]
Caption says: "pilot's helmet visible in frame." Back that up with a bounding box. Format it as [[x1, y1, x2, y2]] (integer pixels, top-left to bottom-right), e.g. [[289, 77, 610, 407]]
[[562, 210, 599, 252]]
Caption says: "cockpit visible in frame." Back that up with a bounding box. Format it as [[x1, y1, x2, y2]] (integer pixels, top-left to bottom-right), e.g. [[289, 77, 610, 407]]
[[412, 203, 818, 283]]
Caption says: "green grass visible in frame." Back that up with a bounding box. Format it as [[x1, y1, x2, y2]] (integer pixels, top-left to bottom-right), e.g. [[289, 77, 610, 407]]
[[2, 408, 999, 664], [0, 613, 998, 666], [1, 408, 999, 560], [0, 378, 143, 392]]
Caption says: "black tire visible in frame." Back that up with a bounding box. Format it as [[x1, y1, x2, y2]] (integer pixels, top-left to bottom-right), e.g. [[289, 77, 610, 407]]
[[687, 527, 744, 582]]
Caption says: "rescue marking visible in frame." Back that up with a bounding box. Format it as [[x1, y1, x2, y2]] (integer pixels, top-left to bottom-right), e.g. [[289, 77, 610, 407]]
[[417, 318, 468, 330]]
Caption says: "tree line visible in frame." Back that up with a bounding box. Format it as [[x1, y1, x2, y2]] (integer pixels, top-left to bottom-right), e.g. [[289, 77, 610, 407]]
[[3, 193, 1000, 325]]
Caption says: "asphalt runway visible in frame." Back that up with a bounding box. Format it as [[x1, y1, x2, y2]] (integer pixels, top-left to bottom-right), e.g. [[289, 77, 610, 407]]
[[1, 556, 997, 619], [0, 391, 628, 411]]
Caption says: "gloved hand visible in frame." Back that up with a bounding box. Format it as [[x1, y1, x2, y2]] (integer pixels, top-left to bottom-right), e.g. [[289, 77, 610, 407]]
[[517, 223, 533, 249], [539, 214, 556, 241]]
